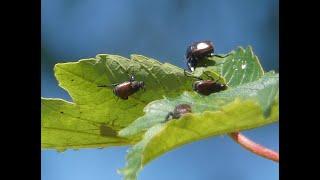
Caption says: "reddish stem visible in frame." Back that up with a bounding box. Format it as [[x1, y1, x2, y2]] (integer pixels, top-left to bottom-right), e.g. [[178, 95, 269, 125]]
[[229, 132, 279, 162]]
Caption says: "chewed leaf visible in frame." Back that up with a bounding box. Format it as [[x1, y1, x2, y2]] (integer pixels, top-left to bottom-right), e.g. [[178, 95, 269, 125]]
[[118, 72, 279, 180]]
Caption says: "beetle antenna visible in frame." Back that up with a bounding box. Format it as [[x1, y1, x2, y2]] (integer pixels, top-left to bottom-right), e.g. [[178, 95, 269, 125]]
[[124, 68, 135, 82], [97, 82, 119, 87], [128, 69, 136, 82]]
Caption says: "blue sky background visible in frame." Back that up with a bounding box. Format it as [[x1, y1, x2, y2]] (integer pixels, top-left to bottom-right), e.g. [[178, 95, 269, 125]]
[[41, 0, 279, 179]]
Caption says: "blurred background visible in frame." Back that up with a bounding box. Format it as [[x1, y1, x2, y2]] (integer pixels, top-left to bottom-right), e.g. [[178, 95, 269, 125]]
[[41, 0, 279, 180]]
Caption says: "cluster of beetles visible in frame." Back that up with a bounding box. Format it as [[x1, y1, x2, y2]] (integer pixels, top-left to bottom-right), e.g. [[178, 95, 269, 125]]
[[98, 40, 229, 122]]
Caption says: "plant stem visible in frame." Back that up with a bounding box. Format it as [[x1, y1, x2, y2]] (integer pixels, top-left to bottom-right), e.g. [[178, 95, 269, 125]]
[[228, 132, 279, 162]]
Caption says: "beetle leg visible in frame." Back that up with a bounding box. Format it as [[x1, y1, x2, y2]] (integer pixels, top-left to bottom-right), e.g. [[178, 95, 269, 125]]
[[184, 69, 203, 80], [164, 112, 174, 122], [113, 88, 121, 101], [111, 118, 115, 127], [187, 63, 194, 72], [186, 57, 198, 72], [184, 69, 192, 77], [213, 53, 230, 58]]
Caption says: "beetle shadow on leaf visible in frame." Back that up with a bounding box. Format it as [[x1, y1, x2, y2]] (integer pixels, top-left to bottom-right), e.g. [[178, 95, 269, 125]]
[[100, 123, 118, 137]]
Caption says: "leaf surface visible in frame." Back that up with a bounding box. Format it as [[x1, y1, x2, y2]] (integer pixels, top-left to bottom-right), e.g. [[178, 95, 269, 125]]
[[42, 54, 195, 150], [118, 73, 279, 180]]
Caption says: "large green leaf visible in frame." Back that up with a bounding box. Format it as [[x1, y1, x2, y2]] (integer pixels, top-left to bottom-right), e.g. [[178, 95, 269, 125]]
[[42, 54, 195, 150], [41, 45, 278, 180], [118, 72, 279, 180], [41, 46, 270, 152]]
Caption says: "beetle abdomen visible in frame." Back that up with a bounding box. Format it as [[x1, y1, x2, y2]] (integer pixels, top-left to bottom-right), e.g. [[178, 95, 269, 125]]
[[172, 104, 192, 119], [195, 80, 216, 95], [113, 81, 144, 100], [114, 82, 132, 99]]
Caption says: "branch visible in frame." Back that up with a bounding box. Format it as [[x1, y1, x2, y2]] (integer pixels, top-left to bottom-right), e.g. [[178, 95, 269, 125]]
[[229, 132, 279, 162]]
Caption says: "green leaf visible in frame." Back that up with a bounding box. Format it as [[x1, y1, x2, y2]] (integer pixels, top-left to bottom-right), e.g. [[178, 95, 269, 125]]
[[119, 47, 267, 138], [42, 54, 196, 150], [204, 46, 264, 87], [41, 98, 132, 151], [41, 46, 267, 151], [118, 72, 279, 180], [41, 45, 278, 179]]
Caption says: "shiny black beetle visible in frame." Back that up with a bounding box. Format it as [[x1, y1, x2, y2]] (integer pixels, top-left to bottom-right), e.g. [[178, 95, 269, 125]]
[[185, 40, 227, 71], [164, 104, 192, 122], [98, 75, 145, 100]]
